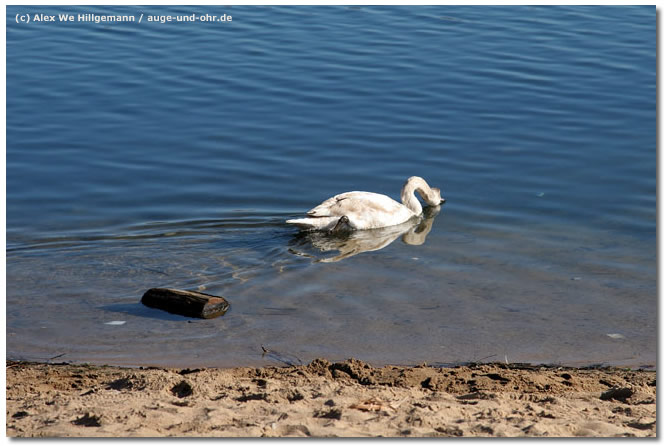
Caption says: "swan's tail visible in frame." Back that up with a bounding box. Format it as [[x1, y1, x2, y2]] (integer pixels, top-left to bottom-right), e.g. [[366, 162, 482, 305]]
[[286, 217, 338, 231]]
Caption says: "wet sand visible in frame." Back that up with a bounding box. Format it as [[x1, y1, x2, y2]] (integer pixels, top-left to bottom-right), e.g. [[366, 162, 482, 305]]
[[6, 358, 655, 437]]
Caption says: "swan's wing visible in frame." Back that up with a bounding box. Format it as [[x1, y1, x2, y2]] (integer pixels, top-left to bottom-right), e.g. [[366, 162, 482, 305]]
[[306, 192, 368, 217], [307, 192, 401, 217], [306, 191, 414, 229], [306, 193, 351, 217]]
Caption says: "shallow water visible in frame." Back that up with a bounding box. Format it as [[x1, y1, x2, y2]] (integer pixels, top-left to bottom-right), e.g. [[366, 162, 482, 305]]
[[7, 6, 655, 368]]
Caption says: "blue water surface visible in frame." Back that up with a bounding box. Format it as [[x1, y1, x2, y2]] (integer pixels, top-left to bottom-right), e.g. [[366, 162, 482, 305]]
[[7, 6, 656, 367]]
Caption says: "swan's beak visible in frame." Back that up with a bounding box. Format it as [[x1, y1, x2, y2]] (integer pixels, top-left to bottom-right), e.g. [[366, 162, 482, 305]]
[[440, 198, 446, 204]]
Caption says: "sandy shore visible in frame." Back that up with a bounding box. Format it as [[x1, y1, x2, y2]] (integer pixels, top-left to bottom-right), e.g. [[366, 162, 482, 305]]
[[6, 358, 655, 437]]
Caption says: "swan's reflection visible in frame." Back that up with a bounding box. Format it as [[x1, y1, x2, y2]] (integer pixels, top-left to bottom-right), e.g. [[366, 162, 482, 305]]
[[289, 205, 442, 263]]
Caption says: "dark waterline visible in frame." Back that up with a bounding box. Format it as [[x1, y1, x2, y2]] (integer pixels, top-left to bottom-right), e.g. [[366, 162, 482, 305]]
[[7, 5, 656, 368]]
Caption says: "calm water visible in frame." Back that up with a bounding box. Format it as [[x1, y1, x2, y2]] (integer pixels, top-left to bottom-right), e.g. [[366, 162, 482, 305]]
[[7, 6, 656, 368]]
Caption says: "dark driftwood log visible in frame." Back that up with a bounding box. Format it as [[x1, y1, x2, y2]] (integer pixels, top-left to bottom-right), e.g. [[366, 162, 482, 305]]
[[141, 288, 230, 319]]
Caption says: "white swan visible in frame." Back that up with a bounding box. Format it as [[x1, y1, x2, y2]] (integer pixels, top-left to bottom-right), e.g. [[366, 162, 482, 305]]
[[286, 176, 445, 232]]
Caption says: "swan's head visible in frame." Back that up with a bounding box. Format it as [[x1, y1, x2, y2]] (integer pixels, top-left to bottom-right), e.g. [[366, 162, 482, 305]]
[[404, 176, 446, 208], [427, 187, 446, 206]]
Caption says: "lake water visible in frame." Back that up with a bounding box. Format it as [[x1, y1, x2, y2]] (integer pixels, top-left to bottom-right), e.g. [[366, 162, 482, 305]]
[[7, 6, 656, 368]]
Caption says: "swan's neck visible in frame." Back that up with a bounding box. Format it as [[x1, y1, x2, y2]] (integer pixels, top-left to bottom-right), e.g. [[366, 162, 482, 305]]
[[400, 177, 433, 216], [401, 188, 422, 215]]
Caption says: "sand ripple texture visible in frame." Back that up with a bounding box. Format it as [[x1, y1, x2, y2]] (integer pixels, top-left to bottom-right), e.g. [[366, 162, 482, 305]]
[[6, 359, 656, 437]]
